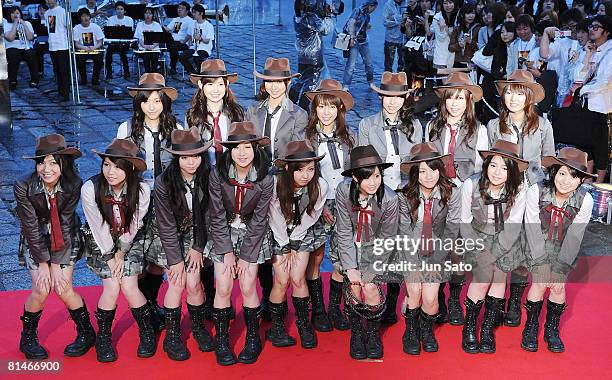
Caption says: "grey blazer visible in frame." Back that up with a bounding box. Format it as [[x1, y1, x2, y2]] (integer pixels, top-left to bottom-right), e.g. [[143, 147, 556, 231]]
[[487, 116, 555, 186], [358, 111, 424, 161], [246, 99, 308, 160], [429, 124, 483, 183], [309, 129, 356, 171]]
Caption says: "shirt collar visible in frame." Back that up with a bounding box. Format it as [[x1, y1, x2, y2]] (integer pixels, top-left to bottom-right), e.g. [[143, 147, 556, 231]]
[[294, 186, 307, 197], [420, 186, 441, 201], [259, 95, 291, 111], [36, 178, 62, 196], [317, 122, 337, 136], [229, 164, 258, 183], [106, 182, 127, 199]]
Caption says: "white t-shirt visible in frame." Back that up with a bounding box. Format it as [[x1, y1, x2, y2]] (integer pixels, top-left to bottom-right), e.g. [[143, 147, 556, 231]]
[[44, 6, 69, 51], [134, 21, 162, 50], [107, 15, 134, 28], [189, 19, 214, 54], [167, 16, 193, 42], [73, 23, 105, 48], [3, 20, 35, 49]]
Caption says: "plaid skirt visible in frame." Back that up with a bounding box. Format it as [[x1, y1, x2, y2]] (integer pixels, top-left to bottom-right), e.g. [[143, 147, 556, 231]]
[[18, 231, 83, 270], [399, 248, 451, 284], [204, 223, 273, 264], [465, 229, 526, 283], [130, 206, 166, 267], [83, 223, 145, 279]]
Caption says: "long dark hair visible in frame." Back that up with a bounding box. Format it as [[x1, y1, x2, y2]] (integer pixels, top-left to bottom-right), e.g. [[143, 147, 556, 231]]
[[478, 155, 522, 211], [130, 90, 177, 143], [429, 88, 478, 148], [94, 157, 143, 232], [441, 0, 459, 26], [544, 164, 589, 192], [255, 79, 292, 101], [216, 142, 270, 182], [381, 95, 418, 143], [305, 93, 354, 149], [277, 161, 321, 223], [34, 154, 80, 190], [349, 166, 385, 208], [458, 3, 478, 32], [401, 159, 453, 222], [498, 83, 540, 137], [186, 77, 245, 136]]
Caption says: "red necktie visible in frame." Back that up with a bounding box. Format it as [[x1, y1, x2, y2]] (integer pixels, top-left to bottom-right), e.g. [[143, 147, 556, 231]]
[[352, 206, 374, 243], [545, 204, 570, 241], [48, 195, 65, 252], [208, 111, 223, 154], [229, 179, 254, 214], [105, 196, 128, 235], [446, 125, 458, 178], [421, 198, 434, 256]]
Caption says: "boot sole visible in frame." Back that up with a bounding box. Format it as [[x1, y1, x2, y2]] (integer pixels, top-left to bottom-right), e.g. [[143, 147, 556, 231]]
[[520, 343, 538, 352], [21, 351, 49, 360], [97, 356, 117, 363], [547, 346, 565, 353], [237, 354, 261, 364], [367, 352, 383, 359], [479, 348, 495, 354], [423, 347, 439, 353], [137, 350, 157, 358], [403, 348, 421, 355], [64, 345, 94, 357], [350, 353, 367, 360], [217, 358, 237, 366], [300, 342, 318, 349], [462, 346, 480, 354]]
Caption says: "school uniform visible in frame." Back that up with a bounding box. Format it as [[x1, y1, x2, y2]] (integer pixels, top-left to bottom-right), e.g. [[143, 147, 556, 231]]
[[185, 111, 232, 167]]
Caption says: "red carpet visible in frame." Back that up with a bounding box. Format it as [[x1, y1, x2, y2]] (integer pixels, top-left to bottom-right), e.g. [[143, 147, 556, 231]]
[[1, 268, 611, 379]]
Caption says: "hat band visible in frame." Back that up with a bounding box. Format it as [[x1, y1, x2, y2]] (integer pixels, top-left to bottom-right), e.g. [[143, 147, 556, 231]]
[[200, 70, 229, 76], [489, 147, 521, 159], [263, 69, 291, 78], [351, 156, 384, 169], [442, 82, 472, 88], [379, 83, 409, 92], [171, 140, 205, 152], [35, 146, 67, 156], [227, 134, 259, 142], [411, 151, 444, 162], [285, 151, 318, 160], [136, 83, 165, 90], [557, 157, 588, 173], [105, 148, 136, 158]]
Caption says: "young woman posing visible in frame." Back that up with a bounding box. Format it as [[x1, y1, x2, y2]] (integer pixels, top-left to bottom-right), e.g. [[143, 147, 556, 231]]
[[522, 148, 594, 353], [207, 121, 274, 365], [460, 140, 529, 354], [15, 135, 94, 360], [82, 139, 155, 362], [268, 140, 327, 349]]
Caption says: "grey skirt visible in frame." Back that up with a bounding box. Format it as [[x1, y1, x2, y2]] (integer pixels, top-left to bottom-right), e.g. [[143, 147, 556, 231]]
[[18, 231, 82, 271], [130, 205, 166, 267], [399, 248, 451, 284], [465, 229, 526, 283], [204, 223, 273, 264]]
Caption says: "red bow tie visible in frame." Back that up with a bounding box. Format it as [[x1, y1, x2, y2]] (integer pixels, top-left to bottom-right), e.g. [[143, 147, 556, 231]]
[[352, 206, 374, 243], [545, 204, 570, 241], [105, 196, 128, 235], [229, 179, 254, 214]]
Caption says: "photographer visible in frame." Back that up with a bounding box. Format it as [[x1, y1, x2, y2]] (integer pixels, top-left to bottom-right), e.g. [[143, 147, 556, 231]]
[[383, 0, 405, 72]]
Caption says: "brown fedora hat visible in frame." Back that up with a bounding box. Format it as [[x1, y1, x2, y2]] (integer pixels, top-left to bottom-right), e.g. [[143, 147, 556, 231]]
[[434, 72, 483, 102], [127, 73, 178, 101], [400, 142, 452, 173], [341, 145, 393, 177], [274, 139, 325, 167], [92, 139, 147, 172], [163, 127, 214, 156], [542, 147, 597, 178], [189, 59, 238, 85], [254, 57, 301, 81], [23, 134, 82, 160], [220, 121, 271, 148], [479, 140, 529, 172], [370, 71, 412, 96], [495, 69, 545, 103], [305, 79, 354, 110]]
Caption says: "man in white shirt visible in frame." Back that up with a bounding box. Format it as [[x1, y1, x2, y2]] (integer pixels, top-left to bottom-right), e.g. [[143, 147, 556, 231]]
[[179, 4, 214, 74], [3, 6, 39, 89], [44, 0, 71, 100], [163, 1, 193, 75], [104, 1, 134, 79], [73, 8, 105, 85]]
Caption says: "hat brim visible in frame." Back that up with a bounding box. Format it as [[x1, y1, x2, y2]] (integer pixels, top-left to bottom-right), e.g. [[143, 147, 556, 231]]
[[478, 150, 530, 172], [341, 162, 394, 177], [162, 139, 214, 156], [494, 80, 545, 103], [541, 156, 597, 178], [23, 147, 82, 160], [434, 84, 483, 102], [189, 72, 238, 86], [92, 150, 147, 172], [220, 136, 271, 149], [305, 89, 354, 110], [254, 70, 301, 81], [274, 153, 326, 168], [370, 83, 412, 97], [127, 86, 178, 102], [400, 153, 453, 174]]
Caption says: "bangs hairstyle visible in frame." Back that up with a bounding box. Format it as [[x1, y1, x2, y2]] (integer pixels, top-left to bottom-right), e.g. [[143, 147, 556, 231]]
[[256, 79, 292, 101], [216, 142, 270, 182], [478, 155, 523, 211], [186, 76, 245, 137], [458, 2, 477, 31], [499, 83, 540, 137], [305, 93, 354, 149], [277, 161, 321, 223], [429, 88, 478, 147], [380, 94, 418, 143], [349, 166, 385, 208], [401, 159, 454, 223], [33, 154, 80, 190], [130, 90, 178, 143], [94, 157, 143, 233], [544, 164, 589, 192]]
